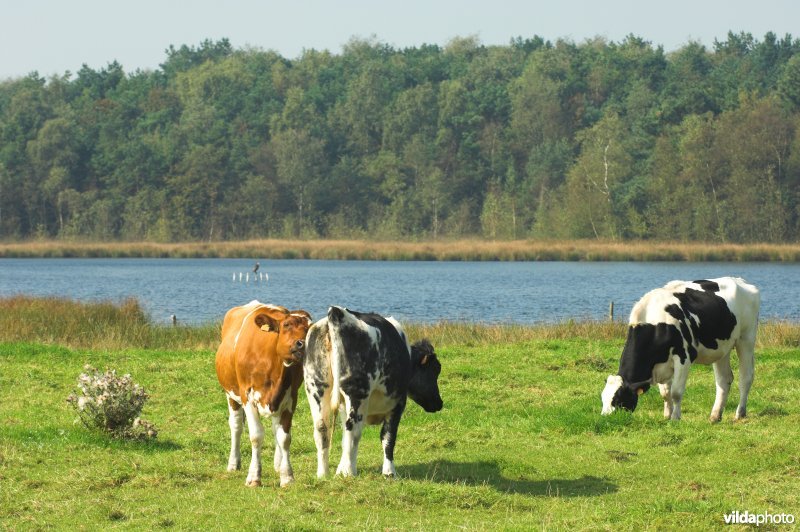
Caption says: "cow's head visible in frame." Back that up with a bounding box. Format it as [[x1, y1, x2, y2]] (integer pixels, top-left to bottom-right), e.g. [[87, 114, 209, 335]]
[[601, 374, 650, 415], [408, 339, 443, 413], [254, 308, 312, 367]]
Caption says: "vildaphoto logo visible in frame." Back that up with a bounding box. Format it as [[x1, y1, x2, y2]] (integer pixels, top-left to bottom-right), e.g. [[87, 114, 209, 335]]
[[723, 510, 795, 526]]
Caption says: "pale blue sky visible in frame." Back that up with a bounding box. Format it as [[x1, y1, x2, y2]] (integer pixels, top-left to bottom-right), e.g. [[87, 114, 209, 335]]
[[2, 0, 798, 80]]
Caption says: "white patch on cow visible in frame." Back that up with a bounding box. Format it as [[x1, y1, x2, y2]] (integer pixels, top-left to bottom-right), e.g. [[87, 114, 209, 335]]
[[270, 415, 294, 487], [601, 375, 623, 415], [386, 316, 411, 357], [227, 401, 244, 471], [382, 435, 396, 477], [651, 358, 675, 383], [226, 390, 243, 406], [243, 401, 265, 486], [247, 390, 273, 416]]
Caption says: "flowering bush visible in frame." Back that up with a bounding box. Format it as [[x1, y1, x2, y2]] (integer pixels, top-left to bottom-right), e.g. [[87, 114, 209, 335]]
[[66, 365, 157, 440]]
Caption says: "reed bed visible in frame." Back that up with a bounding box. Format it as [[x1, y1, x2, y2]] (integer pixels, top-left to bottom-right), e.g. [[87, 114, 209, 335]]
[[1, 296, 797, 350], [2, 238, 800, 261], [0, 296, 219, 351]]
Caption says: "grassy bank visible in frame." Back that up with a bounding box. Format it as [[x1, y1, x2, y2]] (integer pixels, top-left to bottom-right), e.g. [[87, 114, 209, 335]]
[[2, 296, 800, 351], [3, 238, 800, 261], [1, 298, 799, 529]]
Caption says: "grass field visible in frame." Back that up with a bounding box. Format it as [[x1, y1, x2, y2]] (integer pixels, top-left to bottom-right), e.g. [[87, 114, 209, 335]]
[[1, 299, 799, 529], [3, 238, 800, 261]]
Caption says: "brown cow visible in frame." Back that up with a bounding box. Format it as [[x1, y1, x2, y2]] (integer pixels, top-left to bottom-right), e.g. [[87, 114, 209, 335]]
[[215, 300, 311, 487]]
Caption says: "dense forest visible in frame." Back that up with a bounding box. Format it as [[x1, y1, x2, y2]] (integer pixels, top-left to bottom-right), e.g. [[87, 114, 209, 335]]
[[2, 32, 800, 243]]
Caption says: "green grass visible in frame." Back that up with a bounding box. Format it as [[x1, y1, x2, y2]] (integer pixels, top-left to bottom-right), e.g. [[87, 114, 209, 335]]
[[2, 331, 799, 529]]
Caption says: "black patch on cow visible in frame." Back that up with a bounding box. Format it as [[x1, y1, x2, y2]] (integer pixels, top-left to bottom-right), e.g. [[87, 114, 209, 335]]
[[339, 309, 411, 403], [664, 304, 698, 362], [692, 279, 720, 292], [380, 402, 405, 462], [618, 323, 685, 384], [345, 411, 363, 431], [672, 287, 737, 351]]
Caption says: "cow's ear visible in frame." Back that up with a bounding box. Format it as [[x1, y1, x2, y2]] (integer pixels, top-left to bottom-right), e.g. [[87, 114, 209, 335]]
[[254, 308, 285, 333], [414, 339, 436, 366]]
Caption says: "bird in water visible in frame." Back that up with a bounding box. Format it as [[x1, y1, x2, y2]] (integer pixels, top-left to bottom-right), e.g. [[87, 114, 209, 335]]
[[253, 261, 260, 274]]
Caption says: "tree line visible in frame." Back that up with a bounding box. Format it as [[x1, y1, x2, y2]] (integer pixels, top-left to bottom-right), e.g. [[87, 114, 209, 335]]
[[2, 32, 800, 243]]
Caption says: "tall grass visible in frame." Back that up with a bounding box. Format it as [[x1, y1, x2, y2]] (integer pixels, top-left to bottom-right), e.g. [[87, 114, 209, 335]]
[[1, 296, 797, 350], [0, 296, 218, 350], [3, 238, 800, 261]]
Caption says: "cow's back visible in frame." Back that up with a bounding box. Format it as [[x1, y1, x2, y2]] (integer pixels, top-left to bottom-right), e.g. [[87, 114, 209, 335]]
[[627, 276, 759, 361]]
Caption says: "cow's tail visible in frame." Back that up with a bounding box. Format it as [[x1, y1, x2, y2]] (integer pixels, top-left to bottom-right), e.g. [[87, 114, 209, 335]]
[[329, 322, 342, 413]]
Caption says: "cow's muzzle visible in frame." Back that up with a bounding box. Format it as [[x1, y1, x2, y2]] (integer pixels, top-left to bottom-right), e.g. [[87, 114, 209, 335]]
[[286, 339, 305, 366]]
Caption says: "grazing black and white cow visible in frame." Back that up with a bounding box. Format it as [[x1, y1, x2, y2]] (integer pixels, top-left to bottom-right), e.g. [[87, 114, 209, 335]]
[[601, 277, 760, 421], [303, 306, 443, 478]]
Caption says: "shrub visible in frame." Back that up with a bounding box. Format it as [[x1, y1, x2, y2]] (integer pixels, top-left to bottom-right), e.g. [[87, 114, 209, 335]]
[[66, 365, 157, 440]]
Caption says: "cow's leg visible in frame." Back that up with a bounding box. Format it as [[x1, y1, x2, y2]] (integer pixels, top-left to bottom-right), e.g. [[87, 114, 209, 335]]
[[380, 402, 405, 478], [272, 412, 294, 487], [734, 334, 756, 420], [270, 416, 283, 473], [226, 397, 244, 471], [658, 383, 673, 419], [337, 395, 365, 477], [243, 402, 265, 487], [669, 359, 691, 421], [305, 379, 332, 478], [710, 353, 734, 422]]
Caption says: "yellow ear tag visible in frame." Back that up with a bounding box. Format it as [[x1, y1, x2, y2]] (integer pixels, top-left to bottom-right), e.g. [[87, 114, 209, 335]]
[[260, 324, 271, 332], [636, 388, 644, 396]]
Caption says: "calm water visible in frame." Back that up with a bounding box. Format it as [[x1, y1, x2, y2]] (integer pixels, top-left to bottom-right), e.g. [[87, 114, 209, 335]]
[[0, 258, 797, 325]]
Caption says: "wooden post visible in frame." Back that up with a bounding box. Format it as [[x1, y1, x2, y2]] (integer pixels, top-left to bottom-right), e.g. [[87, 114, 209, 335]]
[[608, 301, 614, 321]]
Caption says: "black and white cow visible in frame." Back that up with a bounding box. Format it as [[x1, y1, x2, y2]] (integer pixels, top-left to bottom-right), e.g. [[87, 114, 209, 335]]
[[303, 306, 443, 477], [601, 277, 760, 421]]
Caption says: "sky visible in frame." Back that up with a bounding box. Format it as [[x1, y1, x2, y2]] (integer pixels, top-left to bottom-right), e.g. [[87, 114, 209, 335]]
[[2, 0, 799, 80]]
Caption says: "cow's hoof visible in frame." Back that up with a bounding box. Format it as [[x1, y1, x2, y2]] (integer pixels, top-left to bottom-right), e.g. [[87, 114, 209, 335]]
[[280, 476, 294, 488], [708, 415, 722, 423], [245, 479, 262, 487], [227, 462, 241, 472]]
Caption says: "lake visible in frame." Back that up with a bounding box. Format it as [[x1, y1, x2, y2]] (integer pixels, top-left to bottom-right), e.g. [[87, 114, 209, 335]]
[[0, 258, 797, 325]]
